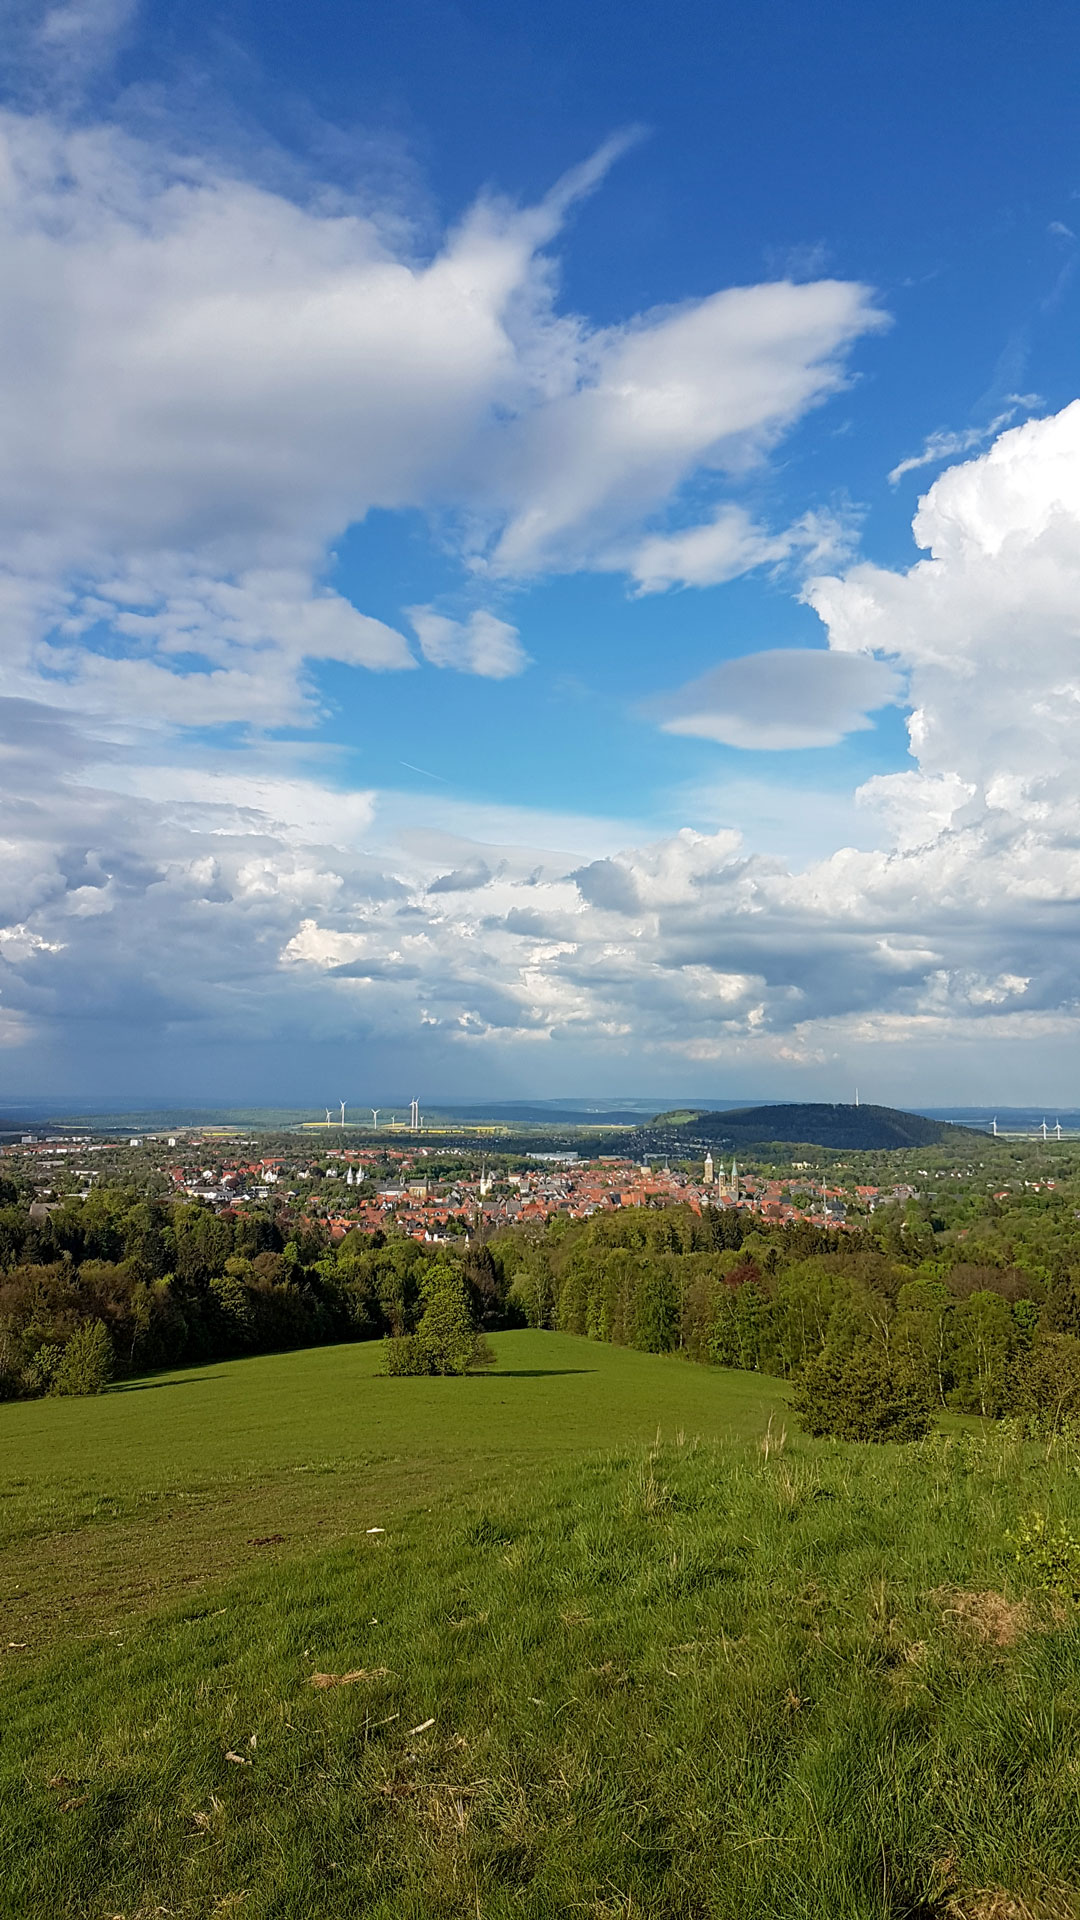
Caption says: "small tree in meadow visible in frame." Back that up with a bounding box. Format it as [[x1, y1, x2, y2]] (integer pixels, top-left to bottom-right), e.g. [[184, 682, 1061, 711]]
[[51, 1319, 115, 1397], [419, 1261, 493, 1374], [383, 1259, 493, 1376], [792, 1344, 932, 1443]]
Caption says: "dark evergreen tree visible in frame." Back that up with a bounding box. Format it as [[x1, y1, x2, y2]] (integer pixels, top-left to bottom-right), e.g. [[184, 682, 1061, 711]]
[[792, 1346, 933, 1442]]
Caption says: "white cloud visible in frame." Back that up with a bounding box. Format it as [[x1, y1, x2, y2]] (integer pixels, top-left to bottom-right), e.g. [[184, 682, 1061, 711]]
[[485, 279, 885, 576], [2, 0, 138, 93], [126, 399, 1080, 1095], [0, 654, 1073, 1099], [408, 608, 528, 679], [93, 571, 414, 673], [650, 647, 902, 750], [626, 506, 790, 593], [29, 569, 416, 729], [809, 400, 1080, 815], [0, 923, 66, 957], [886, 402, 1036, 485], [90, 762, 379, 847], [35, 0, 136, 51], [626, 504, 856, 594], [0, 110, 883, 728]]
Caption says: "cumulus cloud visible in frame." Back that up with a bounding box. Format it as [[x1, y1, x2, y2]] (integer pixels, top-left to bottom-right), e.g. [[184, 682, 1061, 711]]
[[809, 399, 1080, 816], [569, 858, 643, 914], [649, 648, 902, 750], [408, 609, 528, 679]]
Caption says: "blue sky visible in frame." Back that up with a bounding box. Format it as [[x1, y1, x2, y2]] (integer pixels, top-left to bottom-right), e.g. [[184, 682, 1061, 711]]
[[2, 0, 1080, 1106]]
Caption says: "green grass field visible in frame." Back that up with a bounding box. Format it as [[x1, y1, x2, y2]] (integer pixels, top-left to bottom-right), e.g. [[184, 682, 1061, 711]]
[[4, 1333, 1080, 1918], [0, 1332, 785, 1647]]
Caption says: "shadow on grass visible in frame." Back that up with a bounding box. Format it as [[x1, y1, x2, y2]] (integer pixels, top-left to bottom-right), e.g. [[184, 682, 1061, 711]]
[[108, 1376, 225, 1393], [486, 1369, 597, 1378]]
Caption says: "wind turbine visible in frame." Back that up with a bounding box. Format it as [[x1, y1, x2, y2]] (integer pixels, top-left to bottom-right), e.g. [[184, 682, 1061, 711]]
[[325, 1108, 333, 1129], [1041, 1119, 1049, 1141], [370, 1108, 380, 1130], [991, 1117, 998, 1136], [339, 1100, 347, 1127], [1056, 1119, 1063, 1141]]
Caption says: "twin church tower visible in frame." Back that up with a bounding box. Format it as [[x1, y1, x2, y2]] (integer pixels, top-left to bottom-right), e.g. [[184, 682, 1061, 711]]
[[702, 1150, 739, 1202]]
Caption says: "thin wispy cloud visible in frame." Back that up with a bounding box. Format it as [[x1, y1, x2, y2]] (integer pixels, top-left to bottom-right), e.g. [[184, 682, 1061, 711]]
[[887, 403, 1035, 485]]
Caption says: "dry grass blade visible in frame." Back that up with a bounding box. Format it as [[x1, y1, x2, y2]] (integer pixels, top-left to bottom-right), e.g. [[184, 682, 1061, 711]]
[[308, 1667, 392, 1688]]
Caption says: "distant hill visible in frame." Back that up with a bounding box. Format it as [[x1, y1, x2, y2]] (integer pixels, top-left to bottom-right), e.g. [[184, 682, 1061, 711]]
[[652, 1102, 984, 1151]]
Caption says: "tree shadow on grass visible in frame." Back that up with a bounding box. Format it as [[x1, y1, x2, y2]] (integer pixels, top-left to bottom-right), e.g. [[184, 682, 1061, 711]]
[[108, 1376, 225, 1393], [485, 1368, 597, 1378]]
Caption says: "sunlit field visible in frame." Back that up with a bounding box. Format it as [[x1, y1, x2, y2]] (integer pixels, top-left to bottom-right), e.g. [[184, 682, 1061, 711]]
[[0, 1331, 785, 1647], [3, 1334, 1079, 1918]]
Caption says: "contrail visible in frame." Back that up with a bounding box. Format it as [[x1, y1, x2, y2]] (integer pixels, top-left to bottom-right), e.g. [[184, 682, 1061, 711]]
[[400, 760, 450, 783]]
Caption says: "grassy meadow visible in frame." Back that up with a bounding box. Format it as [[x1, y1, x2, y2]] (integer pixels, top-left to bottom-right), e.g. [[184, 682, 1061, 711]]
[[0, 1332, 785, 1646], [4, 1333, 1080, 1918]]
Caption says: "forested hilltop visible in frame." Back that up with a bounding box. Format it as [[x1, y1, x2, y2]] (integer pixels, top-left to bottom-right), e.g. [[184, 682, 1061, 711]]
[[650, 1101, 980, 1151], [2, 1135, 1080, 1420]]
